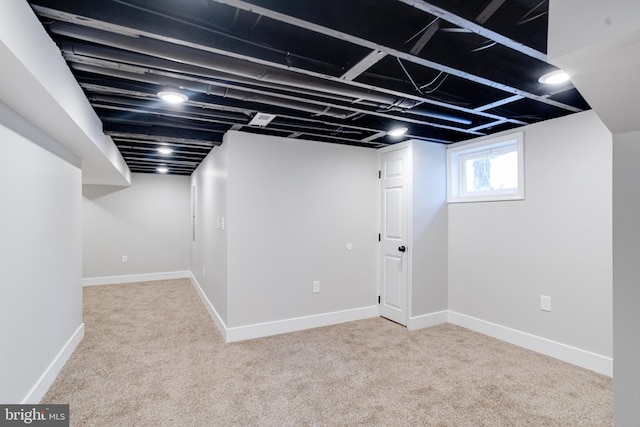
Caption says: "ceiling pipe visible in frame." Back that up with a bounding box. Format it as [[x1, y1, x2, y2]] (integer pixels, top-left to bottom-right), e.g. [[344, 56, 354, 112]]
[[62, 40, 362, 106], [99, 108, 233, 133], [101, 103, 383, 147], [69, 58, 481, 134], [34, 4, 529, 125], [50, 23, 416, 107], [67, 46, 473, 125], [90, 89, 402, 146], [87, 83, 419, 143], [105, 135, 220, 152], [70, 62, 358, 120], [48, 21, 481, 126], [207, 0, 579, 113], [88, 90, 379, 143]]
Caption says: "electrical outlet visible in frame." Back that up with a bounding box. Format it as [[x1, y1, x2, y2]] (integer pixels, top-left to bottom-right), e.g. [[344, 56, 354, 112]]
[[122, 255, 128, 263], [540, 295, 551, 312], [312, 281, 320, 293]]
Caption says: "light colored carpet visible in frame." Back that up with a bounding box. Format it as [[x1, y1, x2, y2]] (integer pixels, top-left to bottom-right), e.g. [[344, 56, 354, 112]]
[[42, 279, 612, 426]]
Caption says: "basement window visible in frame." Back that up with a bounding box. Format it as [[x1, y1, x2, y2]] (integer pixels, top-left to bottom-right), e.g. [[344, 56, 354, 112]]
[[447, 132, 524, 203]]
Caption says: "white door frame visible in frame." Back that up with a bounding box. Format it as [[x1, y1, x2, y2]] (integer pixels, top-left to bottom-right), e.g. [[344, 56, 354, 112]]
[[377, 141, 413, 325]]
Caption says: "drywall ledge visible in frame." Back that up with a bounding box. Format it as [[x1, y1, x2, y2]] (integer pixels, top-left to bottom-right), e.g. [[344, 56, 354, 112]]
[[0, 1, 130, 186]]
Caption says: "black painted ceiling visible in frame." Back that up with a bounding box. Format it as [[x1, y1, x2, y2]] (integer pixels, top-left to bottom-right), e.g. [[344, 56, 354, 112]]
[[28, 0, 588, 175]]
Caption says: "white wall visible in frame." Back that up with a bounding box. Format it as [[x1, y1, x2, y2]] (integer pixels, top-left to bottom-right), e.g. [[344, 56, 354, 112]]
[[548, 1, 640, 419], [190, 141, 229, 325], [612, 130, 640, 425], [82, 173, 191, 283], [0, 103, 83, 403], [410, 140, 448, 319], [226, 132, 378, 328], [191, 131, 378, 338], [448, 111, 612, 362], [548, 1, 640, 136], [548, 0, 640, 61]]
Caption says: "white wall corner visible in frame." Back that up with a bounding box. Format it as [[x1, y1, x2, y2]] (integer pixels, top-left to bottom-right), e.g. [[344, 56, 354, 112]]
[[189, 273, 227, 342], [407, 310, 449, 331], [22, 324, 84, 404], [82, 271, 191, 286], [448, 311, 612, 377]]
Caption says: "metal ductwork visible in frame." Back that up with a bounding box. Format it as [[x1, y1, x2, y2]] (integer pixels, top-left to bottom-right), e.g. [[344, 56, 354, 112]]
[[60, 41, 363, 106], [65, 49, 476, 130], [82, 64, 478, 134], [25, 0, 592, 176], [49, 22, 419, 108], [69, 62, 359, 120]]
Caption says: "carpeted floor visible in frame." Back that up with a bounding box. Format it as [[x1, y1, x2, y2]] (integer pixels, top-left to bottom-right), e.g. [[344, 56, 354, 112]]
[[42, 279, 612, 426]]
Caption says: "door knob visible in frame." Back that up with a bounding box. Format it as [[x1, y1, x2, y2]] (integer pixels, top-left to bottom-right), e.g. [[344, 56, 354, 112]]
[[398, 245, 406, 252]]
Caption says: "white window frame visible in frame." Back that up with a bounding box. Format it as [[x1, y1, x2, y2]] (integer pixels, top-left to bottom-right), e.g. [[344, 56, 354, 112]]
[[447, 131, 525, 203]]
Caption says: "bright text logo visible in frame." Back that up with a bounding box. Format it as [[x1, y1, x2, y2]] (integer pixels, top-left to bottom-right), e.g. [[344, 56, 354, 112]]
[[0, 405, 68, 426]]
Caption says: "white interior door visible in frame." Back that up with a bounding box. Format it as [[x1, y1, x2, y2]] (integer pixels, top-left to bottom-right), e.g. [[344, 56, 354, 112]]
[[379, 147, 409, 325]]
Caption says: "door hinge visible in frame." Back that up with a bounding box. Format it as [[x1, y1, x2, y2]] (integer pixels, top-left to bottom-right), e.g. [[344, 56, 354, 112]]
[[378, 170, 381, 179], [378, 233, 381, 242], [378, 295, 381, 304]]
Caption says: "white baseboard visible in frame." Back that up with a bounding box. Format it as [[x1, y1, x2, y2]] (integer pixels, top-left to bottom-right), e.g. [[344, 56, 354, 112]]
[[189, 275, 377, 343], [189, 274, 227, 341], [82, 271, 191, 286], [448, 311, 613, 377], [183, 281, 612, 375], [23, 323, 85, 404], [407, 310, 448, 330], [225, 305, 379, 343]]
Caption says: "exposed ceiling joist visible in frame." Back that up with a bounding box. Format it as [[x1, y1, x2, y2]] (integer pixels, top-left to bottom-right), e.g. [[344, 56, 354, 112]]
[[341, 50, 387, 81], [474, 95, 524, 112], [409, 19, 441, 56], [394, 0, 546, 61], [27, 0, 589, 175], [207, 0, 580, 113], [361, 131, 389, 142], [74, 56, 480, 134], [476, 0, 508, 24], [40, 8, 525, 127]]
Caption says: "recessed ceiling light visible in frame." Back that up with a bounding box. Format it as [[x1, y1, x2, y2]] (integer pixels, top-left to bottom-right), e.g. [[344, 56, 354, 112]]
[[157, 167, 169, 173], [157, 146, 173, 155], [538, 70, 570, 85], [157, 90, 188, 104], [388, 127, 408, 137]]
